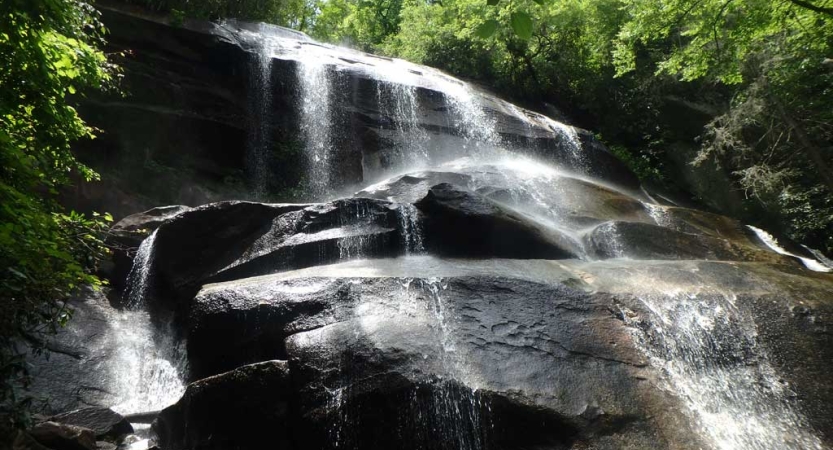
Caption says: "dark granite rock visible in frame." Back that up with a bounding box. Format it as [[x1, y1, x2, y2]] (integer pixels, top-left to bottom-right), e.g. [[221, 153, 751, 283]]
[[153, 361, 292, 450], [49, 408, 132, 440], [29, 422, 96, 450], [415, 183, 582, 259]]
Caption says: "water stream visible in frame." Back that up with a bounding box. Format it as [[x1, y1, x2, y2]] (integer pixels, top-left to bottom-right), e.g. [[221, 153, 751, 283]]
[[621, 292, 824, 450], [298, 60, 334, 200]]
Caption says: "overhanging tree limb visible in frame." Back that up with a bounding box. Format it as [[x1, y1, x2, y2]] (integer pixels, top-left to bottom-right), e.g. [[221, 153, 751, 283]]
[[787, 0, 833, 17]]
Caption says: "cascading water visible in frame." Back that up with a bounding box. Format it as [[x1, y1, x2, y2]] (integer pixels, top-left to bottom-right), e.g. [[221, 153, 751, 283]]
[[620, 292, 824, 450], [376, 82, 430, 167], [398, 204, 424, 254], [747, 225, 832, 272], [298, 60, 334, 200], [116, 231, 188, 438], [245, 38, 276, 199], [107, 20, 833, 450], [124, 229, 158, 308]]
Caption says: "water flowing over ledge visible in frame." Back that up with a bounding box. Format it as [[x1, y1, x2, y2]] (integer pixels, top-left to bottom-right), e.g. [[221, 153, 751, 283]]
[[42, 6, 833, 450]]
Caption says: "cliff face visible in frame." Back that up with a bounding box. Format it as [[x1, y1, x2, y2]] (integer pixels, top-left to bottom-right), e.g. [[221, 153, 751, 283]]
[[68, 2, 635, 219], [66, 4, 253, 218]]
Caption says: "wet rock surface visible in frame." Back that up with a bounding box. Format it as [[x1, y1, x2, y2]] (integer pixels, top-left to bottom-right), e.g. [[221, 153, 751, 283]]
[[29, 421, 97, 450], [415, 183, 581, 259], [24, 288, 123, 415], [153, 361, 292, 450], [48, 408, 132, 440], [168, 256, 833, 449]]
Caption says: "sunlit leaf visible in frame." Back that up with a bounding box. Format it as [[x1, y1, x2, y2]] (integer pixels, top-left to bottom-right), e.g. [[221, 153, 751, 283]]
[[475, 19, 499, 38], [510, 12, 533, 40]]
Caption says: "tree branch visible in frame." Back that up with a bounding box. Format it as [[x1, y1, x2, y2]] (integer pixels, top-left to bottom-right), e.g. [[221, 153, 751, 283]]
[[787, 0, 833, 17]]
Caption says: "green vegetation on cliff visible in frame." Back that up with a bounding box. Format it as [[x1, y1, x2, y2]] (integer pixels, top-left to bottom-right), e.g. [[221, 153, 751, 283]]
[[307, 0, 833, 252], [1, 0, 113, 429]]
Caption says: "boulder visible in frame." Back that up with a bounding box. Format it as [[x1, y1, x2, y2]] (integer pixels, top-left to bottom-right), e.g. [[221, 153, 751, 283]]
[[415, 183, 582, 259], [181, 256, 833, 448], [49, 408, 132, 440], [583, 220, 799, 265], [358, 164, 650, 230], [110, 205, 191, 245], [108, 205, 192, 291], [24, 288, 122, 415], [153, 361, 292, 450], [146, 199, 410, 308], [29, 422, 96, 450]]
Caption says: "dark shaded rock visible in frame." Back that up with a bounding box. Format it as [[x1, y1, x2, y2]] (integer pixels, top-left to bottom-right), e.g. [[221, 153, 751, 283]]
[[584, 220, 798, 265], [12, 431, 53, 450], [24, 288, 121, 415], [415, 183, 582, 259], [153, 361, 292, 450], [146, 198, 412, 309], [146, 201, 307, 305], [111, 205, 190, 244], [191, 258, 701, 449], [95, 442, 116, 450], [49, 408, 132, 440], [188, 277, 353, 378], [108, 206, 191, 290], [29, 422, 96, 450]]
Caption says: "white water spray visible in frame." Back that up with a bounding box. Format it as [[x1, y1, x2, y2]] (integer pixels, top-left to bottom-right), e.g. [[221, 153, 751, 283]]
[[298, 60, 334, 200], [747, 225, 831, 272]]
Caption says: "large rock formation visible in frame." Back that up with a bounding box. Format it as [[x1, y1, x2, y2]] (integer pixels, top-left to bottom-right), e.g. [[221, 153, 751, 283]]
[[66, 1, 636, 218], [118, 165, 832, 450], [33, 4, 832, 450]]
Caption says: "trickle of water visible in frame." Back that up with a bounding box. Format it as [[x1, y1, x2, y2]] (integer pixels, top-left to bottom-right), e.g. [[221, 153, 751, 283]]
[[747, 226, 831, 272], [398, 204, 424, 254], [590, 222, 626, 258], [377, 82, 430, 167], [298, 61, 333, 200], [434, 76, 500, 157], [621, 293, 824, 450], [246, 39, 275, 199], [539, 116, 586, 172], [124, 230, 159, 309], [645, 203, 672, 227]]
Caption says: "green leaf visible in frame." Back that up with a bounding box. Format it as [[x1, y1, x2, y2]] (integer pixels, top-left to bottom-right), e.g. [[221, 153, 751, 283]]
[[475, 20, 499, 38], [486, 0, 500, 6], [531, 0, 545, 5], [510, 12, 533, 40]]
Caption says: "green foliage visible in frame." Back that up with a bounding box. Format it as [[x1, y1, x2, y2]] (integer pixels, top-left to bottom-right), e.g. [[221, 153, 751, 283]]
[[1, 0, 114, 429], [310, 0, 405, 49], [303, 0, 831, 252], [119, 0, 312, 28]]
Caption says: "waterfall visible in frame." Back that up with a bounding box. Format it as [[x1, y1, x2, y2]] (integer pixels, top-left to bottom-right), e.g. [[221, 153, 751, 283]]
[[246, 39, 275, 199], [422, 278, 485, 450], [110, 313, 187, 415], [298, 61, 333, 200], [538, 115, 586, 172], [124, 229, 158, 309], [440, 80, 500, 157], [376, 82, 430, 168], [621, 293, 824, 450], [116, 230, 188, 423], [398, 204, 424, 254]]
